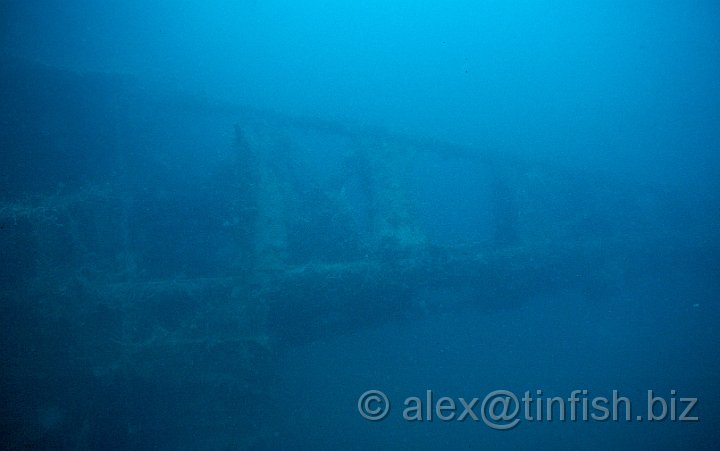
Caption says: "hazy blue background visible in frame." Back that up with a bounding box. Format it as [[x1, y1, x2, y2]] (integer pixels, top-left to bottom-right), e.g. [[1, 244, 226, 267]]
[[2, 1, 719, 449], [3, 0, 720, 186]]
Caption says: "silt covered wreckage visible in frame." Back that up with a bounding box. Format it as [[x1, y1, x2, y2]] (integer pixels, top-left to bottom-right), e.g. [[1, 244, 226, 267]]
[[0, 59, 715, 448]]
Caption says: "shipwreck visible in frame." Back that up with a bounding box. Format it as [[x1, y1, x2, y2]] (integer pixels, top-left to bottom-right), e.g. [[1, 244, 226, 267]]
[[0, 58, 715, 449]]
